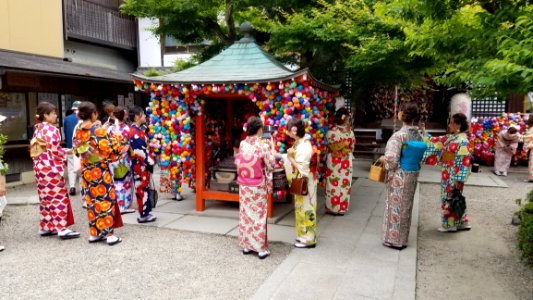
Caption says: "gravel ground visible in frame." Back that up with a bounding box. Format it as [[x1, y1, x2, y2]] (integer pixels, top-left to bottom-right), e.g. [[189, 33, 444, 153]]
[[0, 199, 291, 300], [417, 170, 533, 300]]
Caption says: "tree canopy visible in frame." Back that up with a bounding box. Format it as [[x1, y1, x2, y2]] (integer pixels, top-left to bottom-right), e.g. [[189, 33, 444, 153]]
[[121, 0, 533, 102]]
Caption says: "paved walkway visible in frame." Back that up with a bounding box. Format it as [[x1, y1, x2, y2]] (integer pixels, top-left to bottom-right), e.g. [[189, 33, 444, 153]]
[[6, 160, 514, 299]]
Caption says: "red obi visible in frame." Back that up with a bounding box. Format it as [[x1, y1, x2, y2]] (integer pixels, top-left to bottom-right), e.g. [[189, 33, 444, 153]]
[[235, 151, 264, 186]]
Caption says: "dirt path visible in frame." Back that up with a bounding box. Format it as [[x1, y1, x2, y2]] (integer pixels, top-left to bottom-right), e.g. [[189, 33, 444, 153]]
[[417, 171, 533, 300]]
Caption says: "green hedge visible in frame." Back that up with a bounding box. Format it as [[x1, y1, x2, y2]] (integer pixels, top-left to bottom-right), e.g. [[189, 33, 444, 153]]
[[517, 190, 533, 265]]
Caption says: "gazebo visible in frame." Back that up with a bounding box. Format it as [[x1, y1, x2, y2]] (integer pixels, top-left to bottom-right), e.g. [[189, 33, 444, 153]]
[[133, 23, 339, 217]]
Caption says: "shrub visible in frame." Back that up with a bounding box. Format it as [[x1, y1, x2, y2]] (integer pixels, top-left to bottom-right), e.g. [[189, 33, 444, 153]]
[[517, 190, 533, 265]]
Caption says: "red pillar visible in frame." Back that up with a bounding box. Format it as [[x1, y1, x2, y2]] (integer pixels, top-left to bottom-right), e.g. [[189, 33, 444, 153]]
[[195, 114, 205, 211]]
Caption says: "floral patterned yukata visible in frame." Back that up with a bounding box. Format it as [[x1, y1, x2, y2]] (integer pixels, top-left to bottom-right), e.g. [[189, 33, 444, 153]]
[[284, 135, 318, 245], [494, 130, 519, 175], [423, 132, 472, 229], [129, 124, 155, 218], [382, 126, 423, 247], [74, 123, 125, 238], [108, 123, 133, 212], [235, 136, 275, 253], [32, 122, 75, 232], [325, 124, 355, 214], [524, 127, 533, 181]]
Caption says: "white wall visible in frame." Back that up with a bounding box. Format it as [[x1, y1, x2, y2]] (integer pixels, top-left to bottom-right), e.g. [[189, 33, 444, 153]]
[[138, 18, 162, 68], [163, 53, 193, 67], [64, 40, 136, 72]]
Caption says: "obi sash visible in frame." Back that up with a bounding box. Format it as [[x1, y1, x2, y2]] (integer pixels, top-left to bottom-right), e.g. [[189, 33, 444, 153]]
[[400, 140, 427, 171], [235, 151, 264, 186]]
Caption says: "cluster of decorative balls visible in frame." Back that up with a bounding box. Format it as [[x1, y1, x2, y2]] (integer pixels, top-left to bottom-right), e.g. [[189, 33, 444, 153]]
[[134, 79, 336, 186], [469, 113, 529, 165]]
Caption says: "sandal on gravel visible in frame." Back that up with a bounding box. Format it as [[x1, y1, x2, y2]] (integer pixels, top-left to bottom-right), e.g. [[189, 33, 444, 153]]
[[242, 248, 253, 255], [258, 250, 270, 259], [137, 215, 157, 223], [121, 208, 136, 215], [59, 231, 81, 240], [39, 230, 58, 237], [107, 237, 122, 246], [0, 245, 5, 252], [88, 236, 105, 243]]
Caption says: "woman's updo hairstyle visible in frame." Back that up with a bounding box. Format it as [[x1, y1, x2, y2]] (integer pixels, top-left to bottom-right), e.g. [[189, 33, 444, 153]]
[[128, 106, 144, 123], [287, 118, 306, 138], [113, 106, 126, 122], [77, 101, 97, 121], [400, 102, 419, 123], [451, 113, 469, 132], [36, 101, 57, 122], [245, 116, 263, 136], [334, 107, 350, 125]]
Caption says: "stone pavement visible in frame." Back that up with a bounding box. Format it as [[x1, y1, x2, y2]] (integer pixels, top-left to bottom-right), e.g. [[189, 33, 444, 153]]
[[6, 159, 515, 299]]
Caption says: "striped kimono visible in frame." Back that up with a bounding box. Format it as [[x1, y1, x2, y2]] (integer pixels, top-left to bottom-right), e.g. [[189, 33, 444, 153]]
[[128, 124, 155, 218], [108, 123, 133, 212], [32, 122, 75, 232], [74, 123, 125, 238], [423, 132, 472, 228], [382, 126, 423, 247], [284, 135, 318, 246], [325, 124, 355, 214], [235, 136, 275, 253]]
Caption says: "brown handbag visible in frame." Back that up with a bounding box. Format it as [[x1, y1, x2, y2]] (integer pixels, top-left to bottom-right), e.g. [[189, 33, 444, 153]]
[[290, 170, 309, 196]]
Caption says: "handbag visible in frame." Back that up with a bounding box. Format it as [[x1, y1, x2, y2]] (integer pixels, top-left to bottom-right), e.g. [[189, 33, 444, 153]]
[[113, 162, 130, 180], [149, 175, 158, 208], [446, 189, 467, 219], [368, 159, 385, 183], [290, 170, 309, 196]]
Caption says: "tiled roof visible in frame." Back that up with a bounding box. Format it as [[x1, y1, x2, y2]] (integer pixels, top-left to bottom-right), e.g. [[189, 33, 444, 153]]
[[0, 49, 132, 82]]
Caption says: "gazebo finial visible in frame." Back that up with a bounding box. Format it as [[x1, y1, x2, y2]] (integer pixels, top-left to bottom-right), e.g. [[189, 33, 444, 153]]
[[238, 22, 254, 43]]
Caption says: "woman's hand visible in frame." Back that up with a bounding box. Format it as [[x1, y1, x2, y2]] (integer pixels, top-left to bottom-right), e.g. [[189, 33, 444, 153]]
[[0, 175, 6, 197], [378, 155, 385, 163]]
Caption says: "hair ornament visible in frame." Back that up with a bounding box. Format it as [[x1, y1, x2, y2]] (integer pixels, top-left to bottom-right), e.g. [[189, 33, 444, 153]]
[[242, 122, 248, 132], [341, 114, 346, 120]]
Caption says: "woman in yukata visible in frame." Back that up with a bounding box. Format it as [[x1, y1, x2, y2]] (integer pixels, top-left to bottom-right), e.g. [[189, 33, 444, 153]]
[[32, 101, 80, 240], [380, 102, 426, 250], [284, 118, 318, 248], [128, 106, 157, 224], [73, 101, 126, 245], [325, 107, 356, 216], [524, 115, 533, 183], [493, 125, 520, 176], [421, 113, 473, 232], [107, 106, 135, 214], [234, 116, 276, 259]]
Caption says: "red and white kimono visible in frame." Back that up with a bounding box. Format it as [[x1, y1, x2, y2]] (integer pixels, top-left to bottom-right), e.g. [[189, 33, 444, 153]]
[[32, 122, 75, 232], [235, 136, 275, 253]]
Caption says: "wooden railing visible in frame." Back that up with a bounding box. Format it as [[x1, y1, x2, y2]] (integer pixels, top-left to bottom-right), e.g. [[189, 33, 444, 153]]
[[63, 0, 136, 50]]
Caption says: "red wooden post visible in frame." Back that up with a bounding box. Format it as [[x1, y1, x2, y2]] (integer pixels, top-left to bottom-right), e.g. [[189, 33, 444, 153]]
[[195, 114, 206, 211]]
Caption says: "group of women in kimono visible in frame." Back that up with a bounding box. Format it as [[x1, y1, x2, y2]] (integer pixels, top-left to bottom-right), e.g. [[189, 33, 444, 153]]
[[235, 108, 356, 259], [31, 101, 156, 245], [380, 103, 474, 250]]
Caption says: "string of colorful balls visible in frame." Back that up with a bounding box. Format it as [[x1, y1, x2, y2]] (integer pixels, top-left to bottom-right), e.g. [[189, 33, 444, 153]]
[[134, 79, 337, 191], [469, 113, 529, 166]]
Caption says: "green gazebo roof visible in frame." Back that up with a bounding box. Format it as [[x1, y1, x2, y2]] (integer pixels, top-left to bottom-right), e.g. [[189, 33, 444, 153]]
[[133, 25, 337, 91]]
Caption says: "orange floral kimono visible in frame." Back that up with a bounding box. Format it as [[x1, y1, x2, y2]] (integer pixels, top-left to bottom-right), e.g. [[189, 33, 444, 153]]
[[73, 123, 126, 238]]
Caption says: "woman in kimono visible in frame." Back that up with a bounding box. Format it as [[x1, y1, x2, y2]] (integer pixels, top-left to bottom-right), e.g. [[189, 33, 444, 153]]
[[285, 118, 318, 248], [379, 103, 426, 250], [73, 101, 125, 245], [494, 125, 519, 176], [422, 113, 472, 232], [32, 102, 80, 240], [325, 107, 355, 216], [107, 106, 134, 214], [129, 107, 157, 224], [235, 116, 275, 259], [524, 115, 533, 183]]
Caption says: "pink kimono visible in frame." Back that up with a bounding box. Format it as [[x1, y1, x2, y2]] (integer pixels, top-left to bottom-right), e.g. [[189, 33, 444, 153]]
[[494, 130, 519, 175]]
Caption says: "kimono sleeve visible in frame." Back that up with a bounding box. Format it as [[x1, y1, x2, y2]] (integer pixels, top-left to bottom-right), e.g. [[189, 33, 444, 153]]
[[383, 132, 403, 171], [42, 125, 66, 162], [422, 133, 447, 165], [262, 143, 275, 192], [451, 137, 471, 182]]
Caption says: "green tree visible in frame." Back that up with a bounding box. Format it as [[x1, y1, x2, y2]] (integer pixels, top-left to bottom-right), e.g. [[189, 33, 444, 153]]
[[391, 0, 533, 98]]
